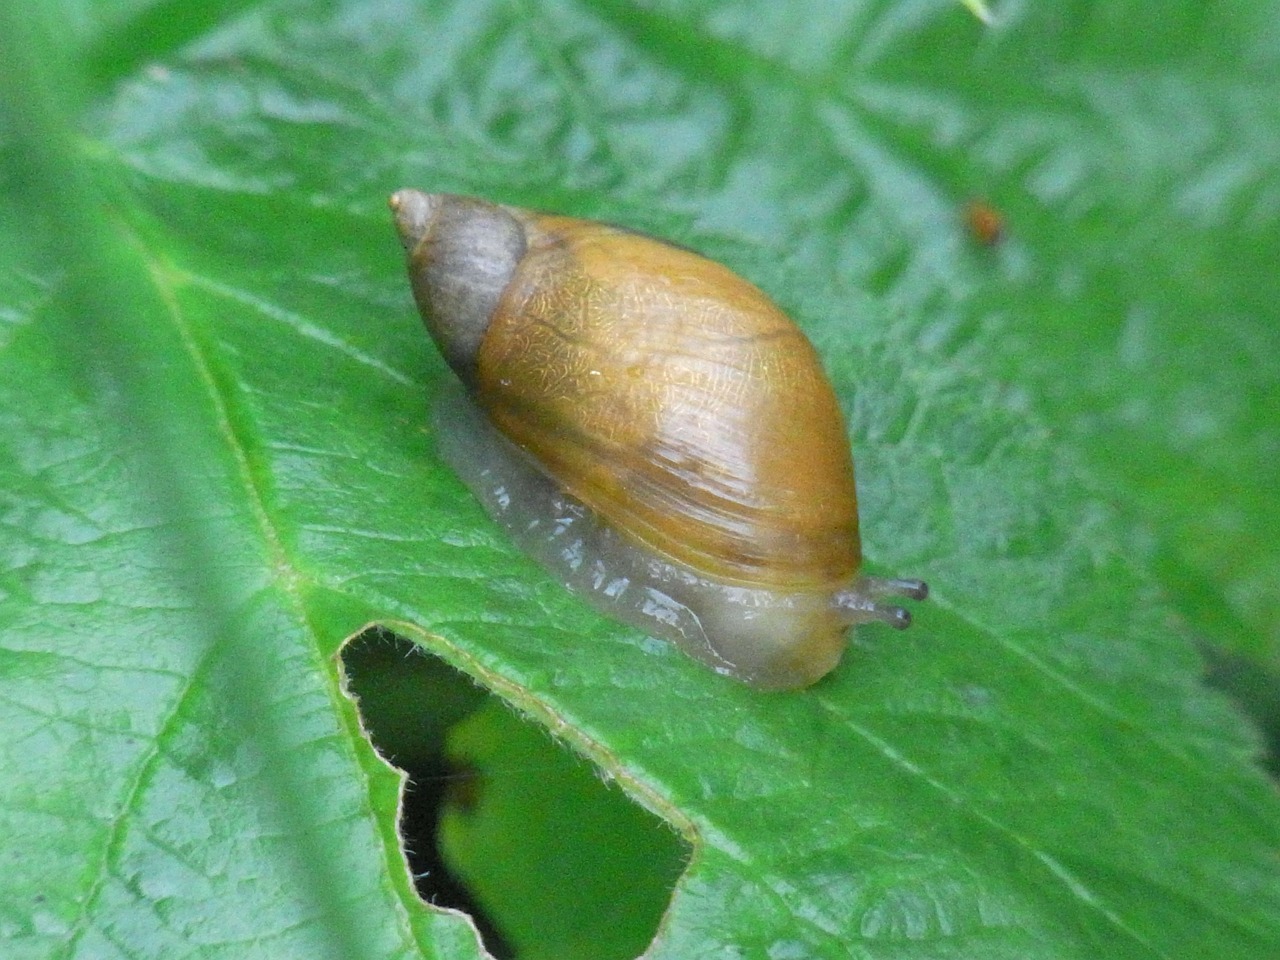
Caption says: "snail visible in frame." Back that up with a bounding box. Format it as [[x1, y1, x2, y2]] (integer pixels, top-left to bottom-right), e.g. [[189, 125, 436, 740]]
[[389, 190, 926, 689]]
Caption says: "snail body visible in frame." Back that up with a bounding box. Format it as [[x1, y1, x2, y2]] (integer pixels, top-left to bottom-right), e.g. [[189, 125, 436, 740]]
[[391, 190, 925, 689]]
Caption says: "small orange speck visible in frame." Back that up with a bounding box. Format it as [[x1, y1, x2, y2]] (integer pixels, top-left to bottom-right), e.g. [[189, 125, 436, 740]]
[[965, 200, 1004, 246]]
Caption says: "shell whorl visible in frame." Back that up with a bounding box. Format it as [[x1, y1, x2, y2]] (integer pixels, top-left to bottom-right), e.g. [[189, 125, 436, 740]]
[[389, 190, 527, 387]]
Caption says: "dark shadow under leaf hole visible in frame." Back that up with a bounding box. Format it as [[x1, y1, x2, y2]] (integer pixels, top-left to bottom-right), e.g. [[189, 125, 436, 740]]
[[1201, 643, 1280, 779], [341, 627, 690, 959]]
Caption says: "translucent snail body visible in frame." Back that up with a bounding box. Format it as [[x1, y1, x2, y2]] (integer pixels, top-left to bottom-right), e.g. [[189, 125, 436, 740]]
[[391, 190, 925, 689]]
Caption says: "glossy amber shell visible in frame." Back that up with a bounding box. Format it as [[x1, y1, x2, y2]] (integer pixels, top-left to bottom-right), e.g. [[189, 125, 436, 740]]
[[473, 212, 862, 589]]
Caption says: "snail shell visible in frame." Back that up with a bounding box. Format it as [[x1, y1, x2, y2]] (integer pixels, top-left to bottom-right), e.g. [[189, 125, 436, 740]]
[[390, 190, 925, 689]]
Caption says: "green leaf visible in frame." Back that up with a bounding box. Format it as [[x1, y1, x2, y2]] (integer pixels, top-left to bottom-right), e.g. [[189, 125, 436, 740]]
[[3, 1, 1278, 958]]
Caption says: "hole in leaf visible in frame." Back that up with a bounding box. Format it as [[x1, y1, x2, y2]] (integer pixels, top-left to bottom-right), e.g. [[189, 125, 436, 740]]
[[1201, 643, 1280, 779], [341, 627, 691, 959]]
